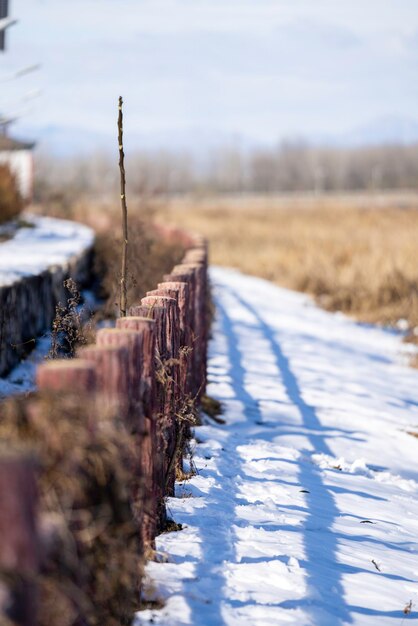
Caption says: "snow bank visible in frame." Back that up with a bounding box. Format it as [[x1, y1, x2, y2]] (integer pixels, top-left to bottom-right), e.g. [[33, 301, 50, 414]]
[[0, 215, 94, 287], [0, 215, 94, 376]]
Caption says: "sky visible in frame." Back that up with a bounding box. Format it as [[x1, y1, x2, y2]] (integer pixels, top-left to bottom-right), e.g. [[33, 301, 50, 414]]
[[1, 0, 418, 153]]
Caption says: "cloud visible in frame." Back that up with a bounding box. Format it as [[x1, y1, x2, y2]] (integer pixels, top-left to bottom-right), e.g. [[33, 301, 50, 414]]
[[3, 0, 418, 151]]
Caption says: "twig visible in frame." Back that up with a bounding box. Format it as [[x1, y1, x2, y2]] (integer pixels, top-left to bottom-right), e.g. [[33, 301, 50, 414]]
[[118, 96, 128, 317], [371, 559, 381, 572]]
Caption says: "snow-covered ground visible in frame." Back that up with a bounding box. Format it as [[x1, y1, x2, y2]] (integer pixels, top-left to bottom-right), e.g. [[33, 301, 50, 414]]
[[0, 334, 52, 399], [136, 266, 418, 626], [0, 215, 94, 287], [0, 215, 95, 397], [0, 289, 98, 400]]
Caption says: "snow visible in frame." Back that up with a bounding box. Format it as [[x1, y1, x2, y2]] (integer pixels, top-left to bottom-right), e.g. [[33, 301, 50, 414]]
[[0, 215, 94, 287], [0, 334, 51, 399], [135, 266, 418, 626], [0, 288, 100, 401], [0, 215, 95, 397]]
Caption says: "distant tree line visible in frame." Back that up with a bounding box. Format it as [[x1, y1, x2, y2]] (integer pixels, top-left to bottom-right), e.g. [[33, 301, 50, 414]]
[[34, 141, 418, 202]]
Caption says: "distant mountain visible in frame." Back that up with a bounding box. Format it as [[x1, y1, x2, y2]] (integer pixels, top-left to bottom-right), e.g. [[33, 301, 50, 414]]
[[14, 123, 258, 158], [15, 115, 418, 157], [25, 125, 113, 156], [347, 116, 418, 146], [314, 116, 418, 148]]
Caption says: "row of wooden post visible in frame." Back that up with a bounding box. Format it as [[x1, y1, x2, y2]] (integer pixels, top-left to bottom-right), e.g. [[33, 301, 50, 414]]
[[0, 230, 209, 625]]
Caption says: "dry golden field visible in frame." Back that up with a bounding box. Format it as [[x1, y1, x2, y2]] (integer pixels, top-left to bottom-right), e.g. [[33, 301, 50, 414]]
[[155, 192, 418, 335]]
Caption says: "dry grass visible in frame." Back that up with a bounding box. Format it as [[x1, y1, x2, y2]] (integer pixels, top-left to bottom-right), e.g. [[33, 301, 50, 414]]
[[155, 192, 418, 332], [0, 391, 143, 626], [94, 211, 184, 318], [0, 164, 23, 225], [31, 198, 185, 318]]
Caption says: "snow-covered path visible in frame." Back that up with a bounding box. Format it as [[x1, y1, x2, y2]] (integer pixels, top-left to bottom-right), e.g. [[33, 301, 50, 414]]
[[136, 267, 418, 626]]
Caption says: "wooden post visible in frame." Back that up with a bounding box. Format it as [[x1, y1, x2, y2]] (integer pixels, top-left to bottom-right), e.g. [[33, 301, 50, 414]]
[[116, 317, 156, 416], [156, 282, 192, 394], [183, 249, 207, 266], [77, 344, 130, 416], [78, 342, 145, 548], [163, 270, 197, 382], [96, 328, 143, 422], [36, 360, 97, 393], [0, 453, 38, 626], [139, 296, 180, 499], [152, 283, 190, 333], [128, 304, 172, 529], [168, 265, 203, 396], [173, 262, 207, 399], [116, 316, 159, 547], [37, 360, 98, 431]]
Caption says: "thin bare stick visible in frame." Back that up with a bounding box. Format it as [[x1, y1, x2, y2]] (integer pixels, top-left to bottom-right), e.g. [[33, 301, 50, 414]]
[[118, 95, 128, 317]]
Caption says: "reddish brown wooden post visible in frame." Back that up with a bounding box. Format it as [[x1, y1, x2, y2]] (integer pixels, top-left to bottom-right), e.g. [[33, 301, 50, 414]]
[[165, 236, 208, 400], [116, 316, 159, 548], [37, 360, 98, 431], [128, 304, 169, 530], [163, 272, 196, 336], [146, 285, 190, 382], [148, 283, 195, 481], [140, 296, 180, 497], [170, 264, 205, 397], [96, 328, 143, 425], [139, 296, 180, 401], [156, 282, 192, 393], [0, 454, 38, 626], [77, 344, 130, 416], [116, 317, 156, 415], [36, 360, 97, 393], [183, 248, 207, 266], [129, 304, 168, 416], [164, 268, 198, 393], [81, 335, 146, 553], [157, 281, 190, 318], [177, 260, 208, 398]]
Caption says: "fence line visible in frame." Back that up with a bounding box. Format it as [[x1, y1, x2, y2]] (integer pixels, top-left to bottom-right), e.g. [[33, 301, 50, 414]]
[[0, 228, 208, 625]]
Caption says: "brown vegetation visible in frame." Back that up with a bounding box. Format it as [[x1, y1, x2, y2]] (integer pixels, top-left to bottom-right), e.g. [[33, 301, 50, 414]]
[[30, 196, 185, 319], [48, 278, 89, 358], [0, 164, 23, 225], [94, 211, 185, 318], [156, 193, 418, 332], [0, 391, 142, 626]]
